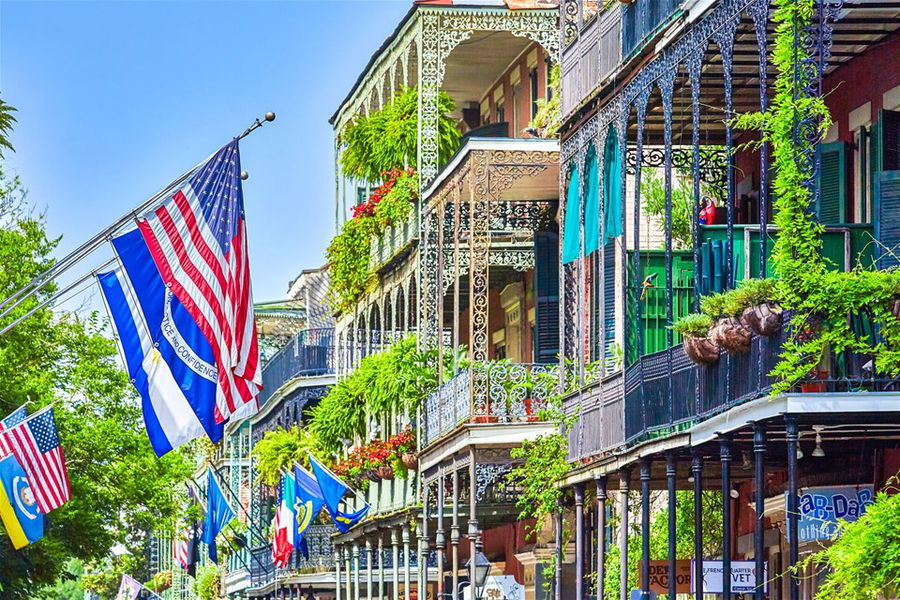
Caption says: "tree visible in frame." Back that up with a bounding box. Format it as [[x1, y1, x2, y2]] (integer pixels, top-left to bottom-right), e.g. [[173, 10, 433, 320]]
[[0, 164, 192, 598], [0, 95, 15, 158]]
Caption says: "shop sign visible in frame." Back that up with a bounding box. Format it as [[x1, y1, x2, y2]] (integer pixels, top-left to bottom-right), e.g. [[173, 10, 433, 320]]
[[690, 561, 767, 594], [796, 485, 874, 542], [639, 560, 692, 594]]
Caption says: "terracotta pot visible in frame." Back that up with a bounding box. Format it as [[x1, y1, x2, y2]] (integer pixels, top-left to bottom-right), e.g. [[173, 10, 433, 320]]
[[523, 397, 542, 422], [473, 415, 499, 424], [800, 370, 829, 393], [742, 303, 783, 336], [365, 469, 381, 482], [683, 335, 720, 365], [376, 465, 394, 480], [401, 452, 418, 469], [709, 317, 752, 354], [890, 297, 900, 320]]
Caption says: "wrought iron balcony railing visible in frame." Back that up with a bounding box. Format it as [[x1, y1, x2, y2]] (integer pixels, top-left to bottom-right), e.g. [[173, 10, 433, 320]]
[[249, 524, 336, 588], [422, 362, 558, 446], [369, 212, 419, 271], [259, 328, 334, 405], [621, 0, 681, 59]]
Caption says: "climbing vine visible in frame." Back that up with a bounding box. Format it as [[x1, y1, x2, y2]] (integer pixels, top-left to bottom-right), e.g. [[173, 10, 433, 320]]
[[727, 0, 900, 393]]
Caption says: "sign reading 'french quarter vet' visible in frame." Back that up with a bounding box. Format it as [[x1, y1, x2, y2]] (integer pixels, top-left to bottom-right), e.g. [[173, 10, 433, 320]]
[[796, 485, 874, 542], [691, 561, 768, 594]]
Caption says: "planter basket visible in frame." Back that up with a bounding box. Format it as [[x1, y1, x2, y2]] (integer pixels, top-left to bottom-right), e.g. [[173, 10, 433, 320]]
[[709, 317, 752, 354], [401, 452, 418, 469], [890, 297, 900, 320], [365, 469, 381, 482], [376, 465, 395, 480], [742, 303, 782, 336], [683, 335, 720, 365]]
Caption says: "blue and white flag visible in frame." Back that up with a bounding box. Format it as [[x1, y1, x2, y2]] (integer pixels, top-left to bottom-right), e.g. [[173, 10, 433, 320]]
[[201, 467, 235, 564], [293, 464, 326, 559], [97, 228, 223, 456], [308, 454, 369, 533]]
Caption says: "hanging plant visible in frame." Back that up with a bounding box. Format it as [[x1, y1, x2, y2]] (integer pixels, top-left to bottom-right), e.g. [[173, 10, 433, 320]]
[[672, 313, 719, 365], [340, 86, 461, 183]]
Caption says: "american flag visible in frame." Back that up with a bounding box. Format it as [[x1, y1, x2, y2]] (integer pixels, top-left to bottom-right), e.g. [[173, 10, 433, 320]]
[[0, 406, 70, 513], [137, 140, 261, 422], [0, 406, 26, 456], [174, 532, 190, 570]]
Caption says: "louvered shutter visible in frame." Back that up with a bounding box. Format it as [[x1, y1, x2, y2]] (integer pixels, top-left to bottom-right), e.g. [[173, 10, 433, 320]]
[[603, 239, 617, 367], [534, 231, 560, 363], [883, 109, 900, 171], [876, 171, 900, 269], [817, 141, 847, 224]]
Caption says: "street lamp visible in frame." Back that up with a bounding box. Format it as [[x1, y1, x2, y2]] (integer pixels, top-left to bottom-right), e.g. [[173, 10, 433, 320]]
[[466, 551, 492, 600]]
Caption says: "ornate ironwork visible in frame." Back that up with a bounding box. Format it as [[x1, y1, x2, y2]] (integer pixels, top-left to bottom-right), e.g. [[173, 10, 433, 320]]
[[626, 147, 727, 195], [474, 463, 514, 502]]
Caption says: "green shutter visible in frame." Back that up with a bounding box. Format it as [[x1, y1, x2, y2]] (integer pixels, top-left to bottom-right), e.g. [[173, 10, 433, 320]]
[[562, 166, 581, 264], [882, 109, 900, 171], [876, 171, 900, 269], [817, 141, 848, 224], [533, 231, 560, 363]]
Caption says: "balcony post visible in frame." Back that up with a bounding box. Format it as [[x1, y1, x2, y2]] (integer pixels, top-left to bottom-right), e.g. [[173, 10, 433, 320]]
[[436, 475, 446, 600], [692, 450, 703, 600], [720, 436, 732, 600], [336, 546, 342, 600], [403, 523, 412, 600], [666, 453, 677, 600], [753, 422, 766, 600], [786, 416, 799, 600], [554, 510, 563, 600], [366, 539, 374, 600], [346, 544, 353, 600], [353, 543, 362, 600], [379, 534, 386, 600], [420, 483, 430, 600], [640, 459, 651, 598], [595, 476, 607, 600], [469, 448, 479, 596], [574, 482, 585, 600], [618, 469, 630, 600], [392, 528, 401, 600], [451, 469, 460, 600]]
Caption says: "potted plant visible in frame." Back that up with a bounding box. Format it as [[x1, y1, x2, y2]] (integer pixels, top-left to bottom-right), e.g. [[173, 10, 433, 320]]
[[733, 278, 782, 336], [703, 292, 752, 354], [390, 427, 418, 469], [368, 440, 394, 480], [673, 313, 719, 365]]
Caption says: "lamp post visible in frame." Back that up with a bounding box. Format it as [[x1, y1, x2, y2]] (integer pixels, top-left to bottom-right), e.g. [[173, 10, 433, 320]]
[[465, 551, 491, 600]]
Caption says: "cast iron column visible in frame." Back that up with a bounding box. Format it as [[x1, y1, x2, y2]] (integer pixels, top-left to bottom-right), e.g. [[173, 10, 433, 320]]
[[379, 535, 386, 600], [640, 459, 651, 599], [366, 539, 374, 600], [353, 543, 361, 600], [451, 470, 460, 600], [753, 422, 766, 600], [666, 453, 677, 600], [721, 436, 732, 600], [436, 475, 446, 600], [403, 524, 412, 600], [345, 543, 353, 600], [392, 528, 401, 600], [554, 511, 563, 600], [469, 449, 478, 600], [619, 469, 630, 600], [419, 483, 429, 600], [596, 477, 608, 600], [336, 546, 343, 600], [692, 450, 703, 600], [786, 416, 799, 600], [574, 483, 585, 600]]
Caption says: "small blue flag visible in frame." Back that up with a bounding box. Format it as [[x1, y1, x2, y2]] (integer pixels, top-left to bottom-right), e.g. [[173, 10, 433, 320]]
[[308, 454, 369, 533], [293, 464, 327, 557], [0, 454, 43, 549], [201, 468, 234, 564]]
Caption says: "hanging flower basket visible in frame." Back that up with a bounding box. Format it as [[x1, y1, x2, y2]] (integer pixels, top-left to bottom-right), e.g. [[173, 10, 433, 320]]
[[401, 452, 418, 469], [890, 296, 900, 320], [741, 303, 783, 336], [683, 335, 720, 365], [376, 465, 395, 480], [709, 317, 752, 354], [366, 469, 381, 482]]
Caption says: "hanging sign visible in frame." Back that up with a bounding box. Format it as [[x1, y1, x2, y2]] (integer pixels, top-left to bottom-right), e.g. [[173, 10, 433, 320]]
[[639, 560, 692, 594], [690, 561, 767, 594], [796, 485, 874, 542]]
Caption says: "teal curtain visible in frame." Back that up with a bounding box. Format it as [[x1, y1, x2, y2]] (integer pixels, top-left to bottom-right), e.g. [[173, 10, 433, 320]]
[[562, 165, 581, 264], [603, 129, 623, 240], [584, 147, 600, 255]]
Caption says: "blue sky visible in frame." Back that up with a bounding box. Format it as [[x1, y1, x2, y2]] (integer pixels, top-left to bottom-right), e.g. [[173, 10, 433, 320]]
[[0, 0, 411, 302]]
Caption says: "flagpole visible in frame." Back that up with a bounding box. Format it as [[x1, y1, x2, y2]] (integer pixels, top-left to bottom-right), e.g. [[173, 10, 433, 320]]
[[0, 112, 276, 332]]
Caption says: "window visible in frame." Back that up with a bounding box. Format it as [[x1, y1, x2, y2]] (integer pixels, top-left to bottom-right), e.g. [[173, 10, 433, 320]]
[[530, 67, 539, 119], [497, 100, 505, 125], [356, 185, 369, 206]]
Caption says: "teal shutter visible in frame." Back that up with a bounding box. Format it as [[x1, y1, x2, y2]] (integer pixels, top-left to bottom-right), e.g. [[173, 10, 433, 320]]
[[603, 128, 623, 239], [603, 239, 617, 368], [584, 147, 600, 255], [817, 141, 847, 224], [562, 166, 581, 264], [534, 231, 560, 363], [876, 171, 900, 269], [882, 109, 900, 171]]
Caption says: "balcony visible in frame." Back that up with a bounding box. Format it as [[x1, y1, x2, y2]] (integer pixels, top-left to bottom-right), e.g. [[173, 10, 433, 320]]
[[260, 328, 334, 406], [369, 211, 419, 273], [422, 362, 558, 447], [566, 312, 899, 462], [342, 472, 418, 518], [621, 0, 681, 59], [249, 524, 337, 589], [561, 6, 622, 118]]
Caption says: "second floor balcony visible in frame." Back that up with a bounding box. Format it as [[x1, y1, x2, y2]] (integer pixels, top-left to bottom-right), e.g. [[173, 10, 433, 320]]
[[260, 327, 335, 405]]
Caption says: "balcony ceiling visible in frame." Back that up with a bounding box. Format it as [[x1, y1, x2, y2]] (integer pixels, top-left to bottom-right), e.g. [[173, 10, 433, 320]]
[[443, 31, 533, 113], [626, 2, 900, 146]]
